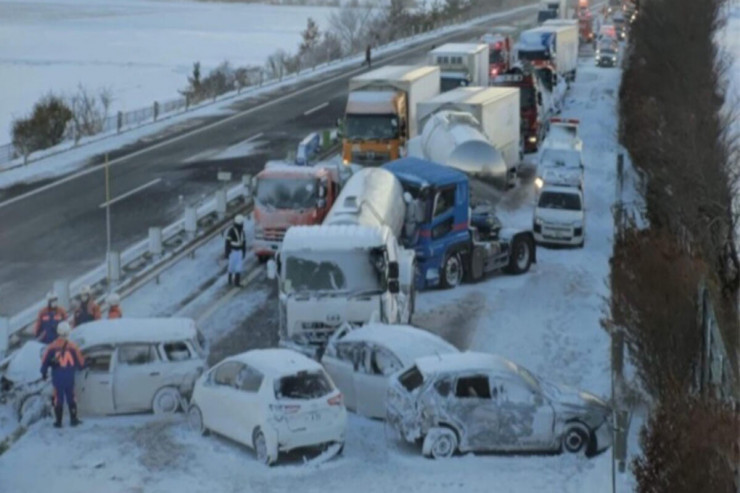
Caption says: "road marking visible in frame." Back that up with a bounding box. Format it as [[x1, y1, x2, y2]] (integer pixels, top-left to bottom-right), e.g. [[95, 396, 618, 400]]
[[98, 178, 161, 208], [196, 266, 262, 325], [303, 102, 329, 116], [0, 4, 540, 212]]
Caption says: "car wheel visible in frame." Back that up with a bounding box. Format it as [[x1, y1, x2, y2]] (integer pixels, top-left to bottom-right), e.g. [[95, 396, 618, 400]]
[[422, 427, 458, 459], [562, 424, 589, 455], [257, 255, 270, 264], [18, 393, 46, 425], [253, 428, 276, 466], [440, 252, 463, 289], [152, 387, 181, 415], [187, 404, 209, 436], [504, 235, 533, 274]]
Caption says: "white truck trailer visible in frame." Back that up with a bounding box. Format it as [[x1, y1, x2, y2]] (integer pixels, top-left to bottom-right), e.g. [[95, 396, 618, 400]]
[[427, 43, 490, 92], [416, 86, 521, 187], [268, 167, 416, 355], [540, 22, 580, 81]]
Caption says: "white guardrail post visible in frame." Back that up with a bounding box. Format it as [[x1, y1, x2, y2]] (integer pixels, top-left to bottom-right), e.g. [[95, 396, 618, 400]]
[[216, 190, 227, 219], [108, 250, 121, 284], [149, 227, 163, 257], [53, 280, 70, 312], [184, 206, 198, 239]]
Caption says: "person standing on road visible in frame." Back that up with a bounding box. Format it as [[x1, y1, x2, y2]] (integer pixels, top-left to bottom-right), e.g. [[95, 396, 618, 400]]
[[72, 285, 101, 327], [364, 44, 372, 69], [106, 293, 122, 319], [225, 214, 247, 287], [41, 322, 85, 428], [34, 292, 68, 344]]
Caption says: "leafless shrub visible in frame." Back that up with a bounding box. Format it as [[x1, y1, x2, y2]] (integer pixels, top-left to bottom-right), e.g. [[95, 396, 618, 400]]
[[68, 85, 113, 140]]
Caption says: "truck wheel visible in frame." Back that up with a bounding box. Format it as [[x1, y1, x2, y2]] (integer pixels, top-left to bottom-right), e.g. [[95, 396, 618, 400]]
[[440, 252, 463, 289], [504, 236, 533, 275]]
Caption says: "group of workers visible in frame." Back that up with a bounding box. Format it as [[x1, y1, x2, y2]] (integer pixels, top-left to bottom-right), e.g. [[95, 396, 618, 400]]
[[33, 286, 123, 428]]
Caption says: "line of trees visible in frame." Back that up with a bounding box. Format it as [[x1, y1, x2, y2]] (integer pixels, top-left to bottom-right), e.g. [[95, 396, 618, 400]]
[[607, 0, 740, 489]]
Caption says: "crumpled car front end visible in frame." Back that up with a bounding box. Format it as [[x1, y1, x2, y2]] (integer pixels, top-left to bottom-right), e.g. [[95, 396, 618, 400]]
[[386, 365, 435, 443]]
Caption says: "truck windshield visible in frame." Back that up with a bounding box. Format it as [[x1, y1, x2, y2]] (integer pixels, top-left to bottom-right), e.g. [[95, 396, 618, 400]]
[[255, 177, 319, 210], [345, 114, 399, 141], [489, 49, 504, 64], [538, 191, 582, 211], [518, 49, 550, 62], [441, 77, 469, 92], [537, 10, 557, 22], [283, 250, 385, 294]]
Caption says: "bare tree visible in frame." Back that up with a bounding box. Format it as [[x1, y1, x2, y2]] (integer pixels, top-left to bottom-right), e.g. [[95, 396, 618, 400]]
[[328, 2, 377, 54], [68, 85, 113, 140]]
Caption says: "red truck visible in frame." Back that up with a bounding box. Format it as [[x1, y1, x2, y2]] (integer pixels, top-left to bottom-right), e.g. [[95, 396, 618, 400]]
[[480, 34, 514, 79], [252, 163, 342, 262]]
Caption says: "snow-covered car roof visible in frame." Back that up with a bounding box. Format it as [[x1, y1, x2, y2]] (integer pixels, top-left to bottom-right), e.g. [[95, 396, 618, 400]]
[[539, 148, 581, 168], [540, 167, 582, 188], [227, 348, 322, 378], [540, 184, 584, 196], [414, 352, 519, 376], [69, 318, 198, 349], [334, 324, 459, 366], [281, 225, 392, 252]]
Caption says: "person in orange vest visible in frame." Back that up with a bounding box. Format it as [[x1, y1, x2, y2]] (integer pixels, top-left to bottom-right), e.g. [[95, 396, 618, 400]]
[[34, 292, 68, 344], [72, 285, 101, 327], [107, 293, 122, 319], [41, 322, 85, 427]]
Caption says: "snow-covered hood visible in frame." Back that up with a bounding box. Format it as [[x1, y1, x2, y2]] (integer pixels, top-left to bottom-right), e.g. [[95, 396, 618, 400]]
[[535, 207, 583, 225], [539, 166, 582, 188], [1, 341, 46, 386], [542, 380, 610, 420]]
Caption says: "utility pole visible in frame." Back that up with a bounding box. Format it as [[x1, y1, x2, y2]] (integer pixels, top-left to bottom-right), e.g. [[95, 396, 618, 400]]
[[105, 153, 112, 285]]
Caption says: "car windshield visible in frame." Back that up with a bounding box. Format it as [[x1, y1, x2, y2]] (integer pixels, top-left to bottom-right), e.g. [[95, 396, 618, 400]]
[[345, 114, 399, 141], [275, 370, 333, 400], [283, 249, 385, 295], [441, 77, 469, 92], [256, 177, 318, 210], [538, 191, 582, 211]]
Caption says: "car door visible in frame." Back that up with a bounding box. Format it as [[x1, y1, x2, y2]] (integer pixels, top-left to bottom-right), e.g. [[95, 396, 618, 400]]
[[231, 365, 265, 447], [76, 345, 115, 415], [354, 344, 404, 419], [451, 374, 499, 451], [113, 344, 163, 413], [321, 341, 359, 412], [492, 375, 555, 451]]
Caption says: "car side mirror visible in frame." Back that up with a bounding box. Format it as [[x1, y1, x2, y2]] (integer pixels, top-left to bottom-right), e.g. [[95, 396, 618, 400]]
[[388, 261, 399, 279], [388, 279, 400, 294], [266, 260, 277, 280]]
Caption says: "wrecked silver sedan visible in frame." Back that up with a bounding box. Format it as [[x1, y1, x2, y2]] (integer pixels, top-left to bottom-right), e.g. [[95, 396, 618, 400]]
[[387, 352, 612, 459]]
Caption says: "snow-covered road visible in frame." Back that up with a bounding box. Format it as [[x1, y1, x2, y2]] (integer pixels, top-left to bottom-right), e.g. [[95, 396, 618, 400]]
[[0, 53, 637, 492]]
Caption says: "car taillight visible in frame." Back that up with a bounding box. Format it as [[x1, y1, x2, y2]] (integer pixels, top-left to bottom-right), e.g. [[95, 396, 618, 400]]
[[327, 393, 343, 406]]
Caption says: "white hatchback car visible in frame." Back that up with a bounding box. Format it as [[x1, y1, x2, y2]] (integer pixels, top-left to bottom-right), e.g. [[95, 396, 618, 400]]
[[188, 348, 347, 465], [322, 323, 459, 419]]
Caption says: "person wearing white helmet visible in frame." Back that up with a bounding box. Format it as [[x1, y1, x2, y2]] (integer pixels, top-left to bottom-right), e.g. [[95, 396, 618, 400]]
[[225, 213, 247, 286], [72, 284, 101, 327], [34, 291, 68, 344], [107, 293, 122, 319], [41, 321, 85, 427]]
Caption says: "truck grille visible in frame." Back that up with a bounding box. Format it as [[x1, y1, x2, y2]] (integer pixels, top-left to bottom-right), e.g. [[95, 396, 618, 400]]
[[262, 227, 287, 241], [351, 151, 391, 165]]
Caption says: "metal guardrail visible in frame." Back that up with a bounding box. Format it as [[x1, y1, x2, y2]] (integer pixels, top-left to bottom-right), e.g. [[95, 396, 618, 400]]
[[0, 2, 542, 168], [1, 177, 255, 353]]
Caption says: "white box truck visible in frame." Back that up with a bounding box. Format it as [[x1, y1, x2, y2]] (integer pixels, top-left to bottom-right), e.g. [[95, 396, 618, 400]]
[[427, 43, 490, 92], [417, 86, 521, 186], [342, 65, 440, 166], [541, 22, 579, 81]]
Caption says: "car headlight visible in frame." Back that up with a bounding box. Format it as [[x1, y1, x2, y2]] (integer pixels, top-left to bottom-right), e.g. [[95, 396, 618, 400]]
[[534, 217, 543, 226], [612, 56, 617, 61], [528, 136, 537, 143], [534, 177, 544, 189]]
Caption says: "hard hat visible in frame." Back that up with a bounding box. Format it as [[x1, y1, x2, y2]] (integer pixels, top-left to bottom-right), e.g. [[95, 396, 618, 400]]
[[107, 293, 120, 305], [234, 214, 245, 225], [79, 285, 91, 296], [57, 321, 71, 337], [47, 291, 58, 302]]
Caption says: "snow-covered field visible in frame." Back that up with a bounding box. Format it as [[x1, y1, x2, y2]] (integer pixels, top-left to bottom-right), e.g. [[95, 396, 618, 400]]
[[0, 53, 639, 491], [0, 0, 339, 140]]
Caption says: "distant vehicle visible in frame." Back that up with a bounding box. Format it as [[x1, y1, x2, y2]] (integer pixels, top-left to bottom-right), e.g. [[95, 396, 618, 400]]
[[595, 42, 619, 67], [535, 147, 584, 190], [479, 33, 515, 78], [598, 24, 618, 42], [386, 352, 612, 458], [533, 185, 586, 247], [428, 43, 489, 92], [607, 0, 621, 14], [188, 349, 347, 466], [321, 323, 459, 419], [611, 13, 627, 40]]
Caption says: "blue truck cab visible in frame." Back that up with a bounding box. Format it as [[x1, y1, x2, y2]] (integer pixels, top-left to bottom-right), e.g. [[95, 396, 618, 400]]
[[384, 157, 536, 289]]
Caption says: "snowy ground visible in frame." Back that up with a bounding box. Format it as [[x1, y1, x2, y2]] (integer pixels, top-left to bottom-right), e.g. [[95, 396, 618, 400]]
[[0, 52, 639, 491], [0, 0, 340, 140]]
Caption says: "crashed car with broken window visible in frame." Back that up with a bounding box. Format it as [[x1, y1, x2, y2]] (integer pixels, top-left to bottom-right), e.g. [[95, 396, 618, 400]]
[[321, 323, 459, 419], [0, 341, 50, 426], [5, 318, 208, 424], [386, 352, 612, 459], [188, 348, 347, 466]]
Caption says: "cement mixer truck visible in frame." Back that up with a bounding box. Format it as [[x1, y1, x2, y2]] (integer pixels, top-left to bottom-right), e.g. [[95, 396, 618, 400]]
[[414, 86, 521, 188], [267, 167, 417, 355]]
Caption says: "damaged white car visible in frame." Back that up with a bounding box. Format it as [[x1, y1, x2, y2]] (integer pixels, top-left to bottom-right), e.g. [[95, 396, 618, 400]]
[[188, 348, 347, 466], [0, 341, 51, 426], [321, 323, 459, 419], [387, 352, 612, 459]]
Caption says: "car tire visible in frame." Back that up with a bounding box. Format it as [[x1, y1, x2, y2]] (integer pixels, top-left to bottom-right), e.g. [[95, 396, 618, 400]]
[[562, 424, 589, 455], [440, 252, 464, 289], [504, 235, 533, 275], [422, 427, 458, 459], [187, 404, 209, 436], [18, 393, 46, 425], [257, 255, 270, 264], [253, 428, 276, 466], [152, 387, 181, 415]]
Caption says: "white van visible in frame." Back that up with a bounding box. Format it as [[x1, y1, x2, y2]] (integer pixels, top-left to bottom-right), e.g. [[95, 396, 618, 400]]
[[533, 185, 586, 247]]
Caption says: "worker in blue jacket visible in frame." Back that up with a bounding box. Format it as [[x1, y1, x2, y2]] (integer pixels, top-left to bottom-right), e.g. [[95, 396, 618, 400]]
[[41, 322, 85, 428]]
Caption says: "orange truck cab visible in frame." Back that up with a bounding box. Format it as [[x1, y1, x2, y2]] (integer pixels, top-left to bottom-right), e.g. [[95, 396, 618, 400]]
[[252, 163, 341, 262]]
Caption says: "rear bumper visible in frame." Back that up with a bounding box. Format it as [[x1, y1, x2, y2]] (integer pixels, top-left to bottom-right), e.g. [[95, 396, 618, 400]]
[[273, 412, 347, 452], [534, 229, 583, 246]]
